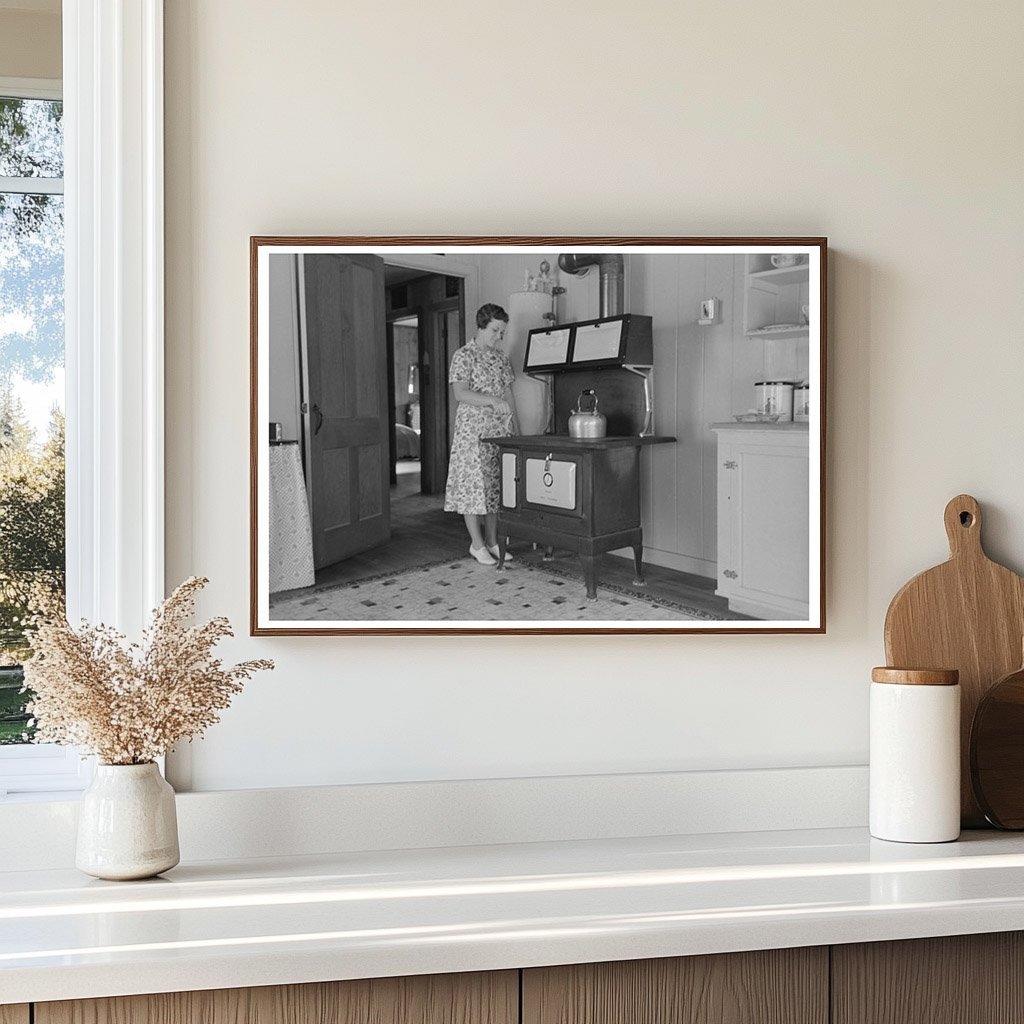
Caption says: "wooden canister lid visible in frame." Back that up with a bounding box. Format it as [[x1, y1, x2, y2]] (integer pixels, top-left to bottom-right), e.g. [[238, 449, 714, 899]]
[[871, 667, 960, 686]]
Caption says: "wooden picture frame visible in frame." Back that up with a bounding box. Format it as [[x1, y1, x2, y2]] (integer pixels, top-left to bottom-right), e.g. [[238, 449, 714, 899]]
[[250, 237, 827, 635]]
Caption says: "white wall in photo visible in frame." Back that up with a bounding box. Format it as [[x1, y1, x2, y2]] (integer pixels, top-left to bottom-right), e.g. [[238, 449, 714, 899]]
[[267, 253, 301, 445], [164, 1, 1024, 791]]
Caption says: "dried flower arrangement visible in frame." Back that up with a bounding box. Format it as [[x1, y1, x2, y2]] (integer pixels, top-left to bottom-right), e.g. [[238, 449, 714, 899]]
[[22, 577, 273, 765]]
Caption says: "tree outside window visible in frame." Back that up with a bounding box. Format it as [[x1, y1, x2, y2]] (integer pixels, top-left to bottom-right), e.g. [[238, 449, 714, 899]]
[[0, 94, 65, 744]]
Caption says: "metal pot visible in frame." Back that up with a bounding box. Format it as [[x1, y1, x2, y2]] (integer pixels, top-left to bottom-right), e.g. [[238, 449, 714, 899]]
[[568, 389, 607, 438]]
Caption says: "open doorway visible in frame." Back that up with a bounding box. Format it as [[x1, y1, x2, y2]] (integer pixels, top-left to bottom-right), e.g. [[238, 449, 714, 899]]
[[384, 268, 464, 501], [388, 313, 422, 502]]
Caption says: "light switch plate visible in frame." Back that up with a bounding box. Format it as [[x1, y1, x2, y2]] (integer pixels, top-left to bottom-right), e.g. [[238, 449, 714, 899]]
[[698, 298, 718, 325]]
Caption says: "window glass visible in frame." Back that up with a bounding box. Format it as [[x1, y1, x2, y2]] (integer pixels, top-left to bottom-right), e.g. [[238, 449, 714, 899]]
[[0, 97, 63, 178], [0, 97, 65, 745]]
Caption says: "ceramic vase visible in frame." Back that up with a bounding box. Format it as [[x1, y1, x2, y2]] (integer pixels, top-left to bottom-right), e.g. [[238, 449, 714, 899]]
[[76, 762, 180, 880]]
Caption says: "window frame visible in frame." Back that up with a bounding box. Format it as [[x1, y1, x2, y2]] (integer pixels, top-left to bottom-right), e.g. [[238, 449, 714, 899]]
[[0, 0, 165, 799]]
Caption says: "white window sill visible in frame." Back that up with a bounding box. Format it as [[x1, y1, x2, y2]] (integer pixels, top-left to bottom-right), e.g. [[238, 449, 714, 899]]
[[1, 823, 1023, 1004]]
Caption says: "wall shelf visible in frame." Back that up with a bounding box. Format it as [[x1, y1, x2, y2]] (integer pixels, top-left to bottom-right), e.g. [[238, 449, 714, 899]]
[[745, 325, 809, 340], [744, 257, 811, 337], [749, 265, 810, 287]]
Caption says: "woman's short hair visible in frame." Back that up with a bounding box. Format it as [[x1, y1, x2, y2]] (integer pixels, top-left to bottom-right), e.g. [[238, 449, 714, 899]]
[[476, 303, 509, 329]]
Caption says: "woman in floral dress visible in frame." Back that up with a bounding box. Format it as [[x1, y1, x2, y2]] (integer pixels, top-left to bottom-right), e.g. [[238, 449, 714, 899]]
[[444, 303, 520, 565]]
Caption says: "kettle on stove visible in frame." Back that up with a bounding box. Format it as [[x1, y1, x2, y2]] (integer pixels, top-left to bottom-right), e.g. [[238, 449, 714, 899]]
[[568, 389, 607, 439]]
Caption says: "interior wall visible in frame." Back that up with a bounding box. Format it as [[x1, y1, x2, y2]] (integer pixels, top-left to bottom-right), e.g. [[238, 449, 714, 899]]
[[627, 252, 766, 576], [267, 254, 301, 445], [0, 10, 61, 80], [164, 0, 1024, 791]]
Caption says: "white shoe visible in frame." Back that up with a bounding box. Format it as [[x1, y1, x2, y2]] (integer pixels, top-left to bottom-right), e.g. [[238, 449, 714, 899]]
[[469, 544, 497, 566], [487, 545, 512, 563]]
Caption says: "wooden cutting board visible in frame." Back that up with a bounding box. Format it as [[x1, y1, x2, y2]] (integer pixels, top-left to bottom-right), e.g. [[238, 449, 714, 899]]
[[884, 494, 1024, 827]]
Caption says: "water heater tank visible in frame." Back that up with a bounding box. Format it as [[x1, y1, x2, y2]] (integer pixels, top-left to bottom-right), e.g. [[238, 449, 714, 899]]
[[505, 290, 553, 435]]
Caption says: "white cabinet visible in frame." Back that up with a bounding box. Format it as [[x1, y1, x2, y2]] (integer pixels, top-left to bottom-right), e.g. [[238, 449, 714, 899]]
[[712, 423, 810, 621]]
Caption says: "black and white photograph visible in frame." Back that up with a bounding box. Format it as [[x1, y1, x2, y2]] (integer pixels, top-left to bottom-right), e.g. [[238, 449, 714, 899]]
[[251, 238, 825, 634]]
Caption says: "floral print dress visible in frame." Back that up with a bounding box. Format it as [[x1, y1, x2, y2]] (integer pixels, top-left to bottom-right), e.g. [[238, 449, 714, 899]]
[[443, 342, 515, 515]]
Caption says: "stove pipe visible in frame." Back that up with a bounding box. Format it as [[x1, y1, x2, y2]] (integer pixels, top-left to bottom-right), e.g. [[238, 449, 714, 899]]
[[557, 253, 624, 317]]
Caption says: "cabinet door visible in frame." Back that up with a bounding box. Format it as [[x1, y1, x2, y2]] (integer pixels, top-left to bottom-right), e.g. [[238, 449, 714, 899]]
[[36, 971, 517, 1024], [730, 440, 809, 615], [832, 933, 1024, 1024], [523, 949, 827, 1024], [715, 438, 736, 598], [0, 1007, 29, 1024]]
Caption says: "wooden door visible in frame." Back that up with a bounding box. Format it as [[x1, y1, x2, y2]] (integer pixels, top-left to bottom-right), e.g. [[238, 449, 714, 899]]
[[832, 933, 1024, 1024], [523, 950, 828, 1024], [421, 301, 460, 494], [36, 972, 517, 1024], [301, 254, 390, 569], [0, 1007, 29, 1024]]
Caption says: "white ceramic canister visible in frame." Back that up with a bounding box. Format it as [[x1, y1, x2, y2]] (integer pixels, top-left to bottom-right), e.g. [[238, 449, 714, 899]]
[[793, 384, 810, 422], [753, 381, 794, 421], [869, 667, 960, 843]]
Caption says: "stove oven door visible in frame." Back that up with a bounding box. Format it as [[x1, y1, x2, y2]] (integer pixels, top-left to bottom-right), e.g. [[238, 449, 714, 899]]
[[523, 454, 582, 516]]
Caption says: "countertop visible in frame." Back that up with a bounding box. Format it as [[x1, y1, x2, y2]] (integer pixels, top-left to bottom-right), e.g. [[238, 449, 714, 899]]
[[6, 826, 1024, 1004], [710, 421, 810, 431]]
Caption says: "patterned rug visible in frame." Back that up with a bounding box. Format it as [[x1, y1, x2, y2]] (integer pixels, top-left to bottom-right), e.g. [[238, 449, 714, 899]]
[[270, 557, 720, 623]]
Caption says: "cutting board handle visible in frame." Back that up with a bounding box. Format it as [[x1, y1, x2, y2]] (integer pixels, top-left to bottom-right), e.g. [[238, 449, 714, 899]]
[[944, 494, 983, 559]]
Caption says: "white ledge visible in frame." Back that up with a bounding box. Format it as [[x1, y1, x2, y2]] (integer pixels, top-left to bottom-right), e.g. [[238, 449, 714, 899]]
[[0, 766, 868, 869], [5, 826, 1024, 1004]]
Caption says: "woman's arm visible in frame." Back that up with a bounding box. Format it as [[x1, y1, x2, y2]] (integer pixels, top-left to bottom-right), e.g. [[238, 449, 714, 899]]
[[452, 382, 510, 413]]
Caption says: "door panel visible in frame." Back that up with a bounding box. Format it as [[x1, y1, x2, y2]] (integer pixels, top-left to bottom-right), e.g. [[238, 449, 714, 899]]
[[832, 933, 1024, 1024], [523, 950, 828, 1024], [302, 253, 390, 569], [321, 449, 352, 529], [0, 1007, 29, 1024], [357, 445, 384, 518], [734, 445, 809, 604]]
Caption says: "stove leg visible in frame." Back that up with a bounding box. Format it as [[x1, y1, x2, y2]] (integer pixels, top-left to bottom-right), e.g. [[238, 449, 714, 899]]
[[632, 544, 646, 587], [543, 546, 554, 562], [581, 554, 598, 601], [497, 534, 509, 569]]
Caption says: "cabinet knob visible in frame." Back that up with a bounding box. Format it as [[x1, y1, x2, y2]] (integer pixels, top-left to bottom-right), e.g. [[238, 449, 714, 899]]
[[723, 569, 738, 579], [724, 460, 737, 469]]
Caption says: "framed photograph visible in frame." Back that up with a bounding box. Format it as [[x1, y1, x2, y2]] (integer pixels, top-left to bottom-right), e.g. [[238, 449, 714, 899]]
[[250, 237, 826, 635]]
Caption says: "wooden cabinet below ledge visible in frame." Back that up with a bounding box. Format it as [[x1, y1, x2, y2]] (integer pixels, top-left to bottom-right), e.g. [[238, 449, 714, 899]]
[[20, 932, 1024, 1024], [523, 948, 828, 1024], [832, 932, 1024, 1024], [35, 972, 518, 1024]]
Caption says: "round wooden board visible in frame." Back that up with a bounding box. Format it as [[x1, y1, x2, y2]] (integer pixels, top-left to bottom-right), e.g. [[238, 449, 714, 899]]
[[971, 664, 1024, 829]]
